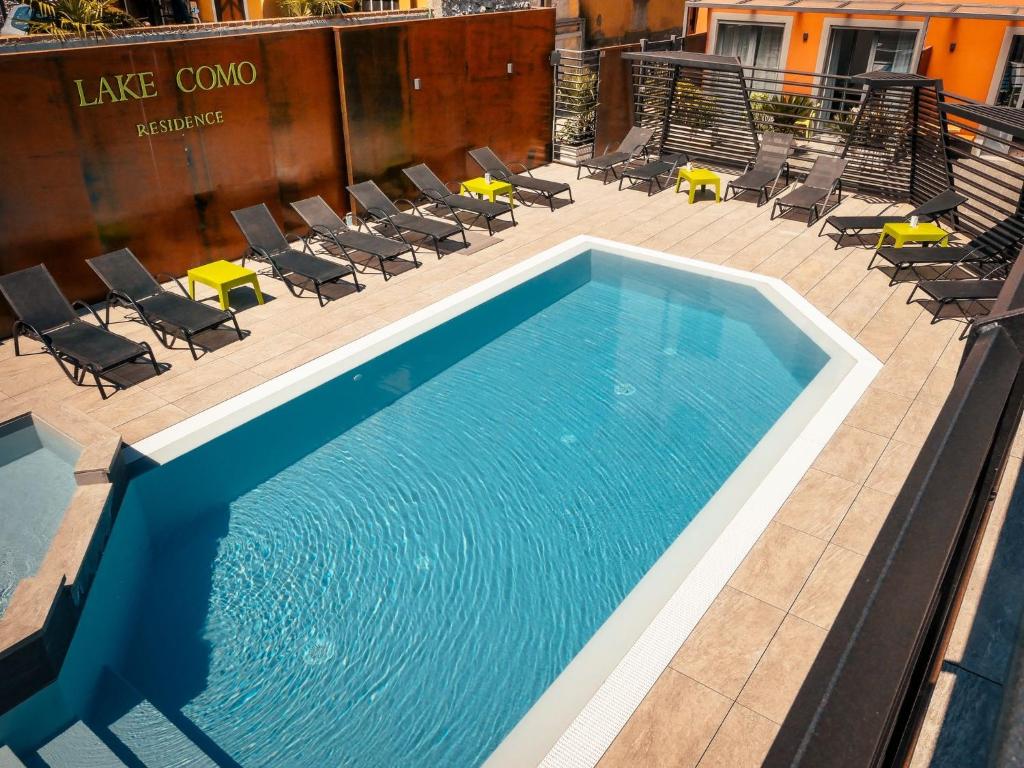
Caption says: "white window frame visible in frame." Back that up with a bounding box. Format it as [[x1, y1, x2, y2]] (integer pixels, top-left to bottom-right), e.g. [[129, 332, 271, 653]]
[[708, 12, 794, 72], [987, 25, 1024, 106], [813, 18, 925, 78]]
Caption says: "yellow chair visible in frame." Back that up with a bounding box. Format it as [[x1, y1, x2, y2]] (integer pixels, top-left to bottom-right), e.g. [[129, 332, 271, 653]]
[[187, 260, 264, 311], [674, 167, 722, 204]]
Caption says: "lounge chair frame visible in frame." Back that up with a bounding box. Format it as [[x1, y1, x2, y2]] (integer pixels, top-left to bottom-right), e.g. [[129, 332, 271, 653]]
[[87, 248, 243, 360], [577, 126, 654, 184], [232, 204, 362, 307], [469, 147, 574, 211], [770, 156, 847, 226], [0, 265, 161, 399], [348, 181, 468, 259], [403, 164, 516, 236], [819, 188, 968, 250], [291, 195, 420, 281], [617, 153, 688, 196], [723, 133, 794, 206]]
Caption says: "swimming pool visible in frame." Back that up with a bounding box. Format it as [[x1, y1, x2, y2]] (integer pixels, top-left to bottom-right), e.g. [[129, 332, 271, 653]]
[[0, 416, 80, 616], [0, 237, 878, 767]]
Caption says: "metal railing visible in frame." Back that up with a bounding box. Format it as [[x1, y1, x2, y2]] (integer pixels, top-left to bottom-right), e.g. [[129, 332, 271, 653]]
[[551, 49, 600, 164], [765, 252, 1024, 768]]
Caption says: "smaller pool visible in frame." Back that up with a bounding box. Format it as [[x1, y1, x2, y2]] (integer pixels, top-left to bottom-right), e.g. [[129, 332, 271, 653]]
[[0, 416, 80, 616]]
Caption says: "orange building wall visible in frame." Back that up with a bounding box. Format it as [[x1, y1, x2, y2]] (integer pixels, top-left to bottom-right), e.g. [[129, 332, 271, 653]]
[[706, 8, 1024, 103], [581, 0, 684, 45]]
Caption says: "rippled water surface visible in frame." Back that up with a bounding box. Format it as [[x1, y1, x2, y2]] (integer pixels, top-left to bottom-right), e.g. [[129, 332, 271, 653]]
[[113, 253, 828, 767]]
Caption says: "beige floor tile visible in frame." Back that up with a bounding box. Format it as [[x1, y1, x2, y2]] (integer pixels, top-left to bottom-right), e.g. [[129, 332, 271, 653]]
[[832, 486, 896, 556], [728, 522, 826, 611], [843, 386, 913, 439], [789, 544, 866, 630], [670, 586, 785, 699], [892, 398, 943, 446], [917, 364, 958, 407], [773, 468, 859, 540], [865, 439, 920, 496], [811, 424, 888, 484], [174, 370, 266, 416], [736, 615, 828, 724], [871, 350, 935, 398], [119, 404, 191, 444], [598, 669, 731, 768], [696, 704, 780, 768]]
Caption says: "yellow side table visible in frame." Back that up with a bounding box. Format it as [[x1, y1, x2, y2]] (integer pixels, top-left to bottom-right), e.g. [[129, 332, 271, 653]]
[[674, 167, 721, 204], [461, 177, 516, 207], [875, 222, 950, 249], [188, 260, 264, 311]]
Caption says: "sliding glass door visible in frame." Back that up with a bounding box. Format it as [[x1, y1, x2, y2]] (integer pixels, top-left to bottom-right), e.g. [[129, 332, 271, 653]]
[[714, 22, 785, 91]]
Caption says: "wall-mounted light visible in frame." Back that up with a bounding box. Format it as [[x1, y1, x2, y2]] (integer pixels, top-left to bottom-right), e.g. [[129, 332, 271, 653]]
[[949, 42, 957, 53], [802, 32, 809, 42], [413, 78, 422, 90], [507, 62, 514, 75]]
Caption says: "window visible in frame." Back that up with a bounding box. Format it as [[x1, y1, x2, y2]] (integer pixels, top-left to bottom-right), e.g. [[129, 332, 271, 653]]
[[824, 27, 917, 78], [995, 34, 1024, 108], [714, 22, 785, 91]]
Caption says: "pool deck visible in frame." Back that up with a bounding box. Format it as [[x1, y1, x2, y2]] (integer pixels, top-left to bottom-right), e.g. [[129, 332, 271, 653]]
[[1, 161, 1016, 766]]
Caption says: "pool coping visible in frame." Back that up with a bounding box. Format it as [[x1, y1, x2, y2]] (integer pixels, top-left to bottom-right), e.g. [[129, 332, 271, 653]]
[[0, 398, 122, 715], [126, 235, 881, 766]]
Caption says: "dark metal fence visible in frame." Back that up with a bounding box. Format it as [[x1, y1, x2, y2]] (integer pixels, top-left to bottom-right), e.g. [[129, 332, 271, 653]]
[[765, 252, 1024, 768], [551, 49, 600, 164]]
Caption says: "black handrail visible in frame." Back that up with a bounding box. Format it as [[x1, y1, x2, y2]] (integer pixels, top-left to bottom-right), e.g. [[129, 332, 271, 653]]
[[765, 250, 1024, 767]]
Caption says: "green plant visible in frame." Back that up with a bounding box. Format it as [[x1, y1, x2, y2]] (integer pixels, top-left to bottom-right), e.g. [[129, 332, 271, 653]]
[[749, 91, 819, 136], [279, 0, 352, 16], [673, 80, 715, 130], [29, 0, 135, 38], [554, 69, 598, 146]]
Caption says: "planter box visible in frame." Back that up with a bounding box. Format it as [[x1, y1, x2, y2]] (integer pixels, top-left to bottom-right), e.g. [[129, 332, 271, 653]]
[[555, 143, 594, 165]]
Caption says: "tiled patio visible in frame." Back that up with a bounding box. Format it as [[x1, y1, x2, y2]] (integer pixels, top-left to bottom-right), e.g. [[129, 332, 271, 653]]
[[0, 161, 1009, 766]]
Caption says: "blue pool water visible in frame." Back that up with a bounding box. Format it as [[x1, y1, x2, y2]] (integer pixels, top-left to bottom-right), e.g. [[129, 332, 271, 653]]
[[2, 250, 831, 766], [0, 417, 79, 616]]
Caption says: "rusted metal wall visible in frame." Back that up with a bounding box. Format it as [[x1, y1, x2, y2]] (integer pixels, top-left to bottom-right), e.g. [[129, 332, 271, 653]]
[[337, 9, 556, 202], [594, 44, 640, 152], [580, 0, 682, 47], [0, 28, 346, 327], [0, 10, 555, 333]]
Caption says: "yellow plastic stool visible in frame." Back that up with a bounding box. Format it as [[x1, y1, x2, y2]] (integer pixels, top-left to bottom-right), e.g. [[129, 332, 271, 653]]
[[188, 260, 264, 311], [674, 167, 722, 204], [461, 177, 516, 207], [875, 221, 950, 249]]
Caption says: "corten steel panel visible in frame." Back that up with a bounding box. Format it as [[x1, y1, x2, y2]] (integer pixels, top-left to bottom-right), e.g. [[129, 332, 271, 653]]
[[509, 10, 558, 168], [337, 9, 556, 202], [595, 44, 641, 153], [336, 24, 412, 203], [0, 29, 347, 333]]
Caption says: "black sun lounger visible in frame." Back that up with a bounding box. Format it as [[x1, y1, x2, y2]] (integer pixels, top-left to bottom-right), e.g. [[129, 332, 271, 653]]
[[770, 156, 847, 226], [869, 215, 1024, 285], [908, 278, 1004, 337], [469, 146, 574, 211], [291, 195, 419, 281], [347, 181, 467, 259], [724, 132, 794, 206], [403, 164, 515, 236], [232, 203, 361, 307], [87, 248, 243, 360], [577, 126, 654, 183], [618, 153, 688, 196], [820, 188, 968, 249], [0, 264, 162, 399]]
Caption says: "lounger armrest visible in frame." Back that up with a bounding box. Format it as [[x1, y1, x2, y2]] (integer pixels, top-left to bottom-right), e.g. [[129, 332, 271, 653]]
[[394, 198, 422, 215], [72, 300, 108, 329], [421, 187, 449, 203], [285, 232, 315, 255], [508, 162, 534, 178], [156, 272, 191, 298], [431, 197, 466, 230]]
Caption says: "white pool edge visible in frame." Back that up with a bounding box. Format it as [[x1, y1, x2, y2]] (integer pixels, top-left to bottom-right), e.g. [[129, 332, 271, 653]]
[[127, 235, 880, 768]]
